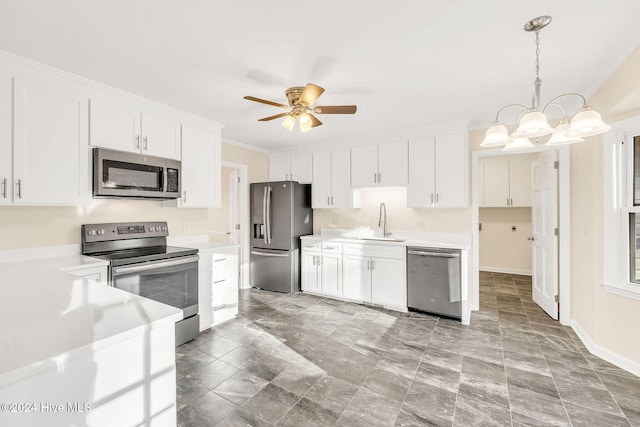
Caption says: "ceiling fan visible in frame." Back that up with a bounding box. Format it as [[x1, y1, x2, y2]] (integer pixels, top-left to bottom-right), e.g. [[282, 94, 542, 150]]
[[244, 83, 357, 132]]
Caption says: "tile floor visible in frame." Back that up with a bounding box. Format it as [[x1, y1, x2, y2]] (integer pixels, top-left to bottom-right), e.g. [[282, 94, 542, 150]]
[[176, 272, 640, 426]]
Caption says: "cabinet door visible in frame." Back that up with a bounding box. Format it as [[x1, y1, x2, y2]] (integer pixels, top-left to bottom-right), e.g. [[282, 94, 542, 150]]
[[407, 138, 435, 207], [301, 252, 321, 293], [312, 151, 331, 208], [269, 155, 290, 181], [13, 78, 88, 205], [342, 255, 371, 302], [89, 98, 140, 154], [350, 145, 378, 187], [0, 73, 11, 204], [180, 126, 221, 207], [371, 257, 406, 308], [378, 141, 408, 186], [509, 158, 532, 207], [199, 253, 214, 331], [483, 157, 510, 207], [321, 253, 343, 297], [331, 148, 353, 208], [434, 133, 467, 207], [140, 113, 181, 160], [290, 153, 312, 183]]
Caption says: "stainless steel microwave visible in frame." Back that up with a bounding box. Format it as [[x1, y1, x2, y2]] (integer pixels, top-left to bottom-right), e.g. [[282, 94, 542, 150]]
[[93, 148, 181, 199]]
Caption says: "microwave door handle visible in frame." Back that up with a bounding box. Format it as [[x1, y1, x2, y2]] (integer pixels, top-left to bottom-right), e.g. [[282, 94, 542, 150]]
[[163, 167, 168, 192]]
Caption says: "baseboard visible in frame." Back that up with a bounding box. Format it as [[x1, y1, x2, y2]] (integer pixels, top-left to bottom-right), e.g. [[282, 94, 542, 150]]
[[571, 320, 640, 377], [479, 266, 532, 276]]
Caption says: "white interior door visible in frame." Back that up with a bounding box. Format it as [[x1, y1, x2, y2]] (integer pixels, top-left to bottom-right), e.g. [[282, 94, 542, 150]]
[[532, 151, 559, 319], [229, 169, 240, 245]]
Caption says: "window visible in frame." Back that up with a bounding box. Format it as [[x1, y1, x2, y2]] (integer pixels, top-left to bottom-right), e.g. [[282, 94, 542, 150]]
[[604, 118, 640, 300]]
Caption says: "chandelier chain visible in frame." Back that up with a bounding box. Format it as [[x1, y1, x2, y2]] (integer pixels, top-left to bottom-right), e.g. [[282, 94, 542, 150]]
[[535, 30, 540, 80]]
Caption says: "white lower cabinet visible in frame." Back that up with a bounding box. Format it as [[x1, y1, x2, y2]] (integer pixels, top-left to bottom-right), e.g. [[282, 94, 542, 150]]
[[301, 239, 342, 297], [342, 254, 372, 302], [199, 246, 239, 331], [65, 265, 109, 285], [301, 237, 407, 311]]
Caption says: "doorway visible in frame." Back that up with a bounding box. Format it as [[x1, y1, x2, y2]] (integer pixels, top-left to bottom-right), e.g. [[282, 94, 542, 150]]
[[471, 146, 571, 324], [221, 161, 249, 289]]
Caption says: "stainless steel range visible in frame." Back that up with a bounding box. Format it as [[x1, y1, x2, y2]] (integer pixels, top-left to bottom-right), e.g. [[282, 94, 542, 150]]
[[81, 221, 199, 346]]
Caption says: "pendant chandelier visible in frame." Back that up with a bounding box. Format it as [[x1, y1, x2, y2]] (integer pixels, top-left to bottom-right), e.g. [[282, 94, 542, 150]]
[[481, 16, 610, 150]]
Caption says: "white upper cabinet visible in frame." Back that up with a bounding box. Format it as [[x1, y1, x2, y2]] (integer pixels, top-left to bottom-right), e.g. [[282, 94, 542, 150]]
[[269, 152, 312, 183], [12, 76, 89, 205], [407, 133, 467, 208], [164, 125, 221, 208], [0, 73, 11, 205], [89, 98, 181, 160], [351, 142, 408, 187], [312, 148, 353, 209], [480, 155, 533, 207]]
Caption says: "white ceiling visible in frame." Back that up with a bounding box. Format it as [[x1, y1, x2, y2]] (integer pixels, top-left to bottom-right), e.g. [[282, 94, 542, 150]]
[[1, 1, 639, 151]]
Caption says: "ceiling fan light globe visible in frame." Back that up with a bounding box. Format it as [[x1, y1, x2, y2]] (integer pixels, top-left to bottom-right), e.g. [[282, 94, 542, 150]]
[[512, 110, 553, 138], [502, 136, 533, 151], [298, 112, 312, 133], [481, 123, 511, 147], [565, 107, 611, 137], [281, 114, 296, 131], [546, 122, 584, 145]]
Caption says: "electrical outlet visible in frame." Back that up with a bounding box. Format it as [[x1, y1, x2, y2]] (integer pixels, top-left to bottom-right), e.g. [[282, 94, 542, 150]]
[[182, 222, 189, 232], [511, 225, 517, 232]]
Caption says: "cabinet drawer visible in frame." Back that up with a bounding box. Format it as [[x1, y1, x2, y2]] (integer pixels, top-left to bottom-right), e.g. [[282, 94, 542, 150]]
[[321, 241, 342, 254], [342, 242, 405, 259]]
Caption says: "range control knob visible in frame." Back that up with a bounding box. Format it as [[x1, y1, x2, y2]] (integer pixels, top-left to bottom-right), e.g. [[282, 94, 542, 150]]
[[97, 229, 106, 235], [88, 229, 97, 236], [161, 226, 167, 231]]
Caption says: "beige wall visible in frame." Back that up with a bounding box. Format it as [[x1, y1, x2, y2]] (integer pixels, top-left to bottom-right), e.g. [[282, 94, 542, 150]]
[[312, 187, 471, 234], [570, 44, 640, 364], [479, 208, 532, 275], [0, 142, 268, 251]]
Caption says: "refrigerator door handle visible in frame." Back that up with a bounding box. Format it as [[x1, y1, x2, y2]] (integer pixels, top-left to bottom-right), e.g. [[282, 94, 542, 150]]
[[262, 186, 268, 244], [266, 186, 272, 244], [251, 250, 289, 258]]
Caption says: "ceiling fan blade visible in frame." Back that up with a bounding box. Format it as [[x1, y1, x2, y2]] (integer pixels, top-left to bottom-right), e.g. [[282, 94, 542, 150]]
[[243, 96, 289, 109], [299, 83, 325, 106], [258, 112, 289, 121], [313, 105, 357, 114], [309, 114, 323, 128]]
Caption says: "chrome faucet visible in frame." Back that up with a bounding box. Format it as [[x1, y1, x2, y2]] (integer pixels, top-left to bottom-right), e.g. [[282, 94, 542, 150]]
[[378, 202, 390, 237]]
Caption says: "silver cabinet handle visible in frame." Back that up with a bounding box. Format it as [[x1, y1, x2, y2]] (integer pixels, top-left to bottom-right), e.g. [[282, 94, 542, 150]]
[[135, 135, 140, 149], [430, 193, 434, 205], [373, 173, 377, 183], [1, 178, 6, 198], [16, 179, 22, 199], [436, 193, 439, 204], [312, 255, 316, 265], [371, 260, 374, 270], [507, 197, 510, 206], [324, 246, 337, 250], [213, 258, 227, 263], [377, 172, 381, 183], [213, 279, 226, 284], [510, 198, 513, 206], [183, 190, 187, 203], [367, 259, 371, 270], [331, 196, 334, 205], [143, 136, 148, 151], [327, 196, 330, 205]]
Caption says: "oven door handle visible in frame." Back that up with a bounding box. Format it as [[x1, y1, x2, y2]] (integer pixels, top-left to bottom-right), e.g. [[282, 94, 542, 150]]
[[112, 255, 199, 276]]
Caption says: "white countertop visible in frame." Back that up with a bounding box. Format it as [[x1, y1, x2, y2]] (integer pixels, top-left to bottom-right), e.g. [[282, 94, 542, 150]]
[[0, 256, 183, 384], [167, 235, 239, 252], [303, 229, 472, 250]]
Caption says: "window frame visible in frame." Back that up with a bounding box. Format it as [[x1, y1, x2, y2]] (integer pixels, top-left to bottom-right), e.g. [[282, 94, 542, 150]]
[[603, 116, 640, 300]]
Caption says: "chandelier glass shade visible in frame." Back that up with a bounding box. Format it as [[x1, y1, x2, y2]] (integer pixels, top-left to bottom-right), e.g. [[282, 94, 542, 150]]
[[481, 16, 610, 151]]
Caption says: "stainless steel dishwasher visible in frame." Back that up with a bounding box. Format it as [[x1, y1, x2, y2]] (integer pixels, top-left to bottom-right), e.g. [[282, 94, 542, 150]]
[[407, 247, 462, 320]]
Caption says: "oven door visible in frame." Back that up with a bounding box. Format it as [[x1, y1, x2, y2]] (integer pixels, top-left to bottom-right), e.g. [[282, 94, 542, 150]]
[[111, 255, 199, 317]]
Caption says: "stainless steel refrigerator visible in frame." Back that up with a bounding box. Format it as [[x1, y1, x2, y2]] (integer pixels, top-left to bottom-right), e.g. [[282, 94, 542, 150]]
[[250, 181, 313, 293]]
